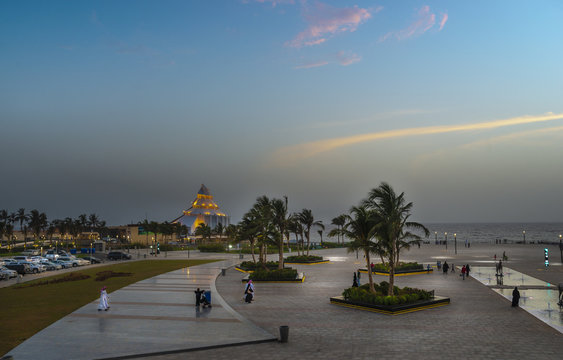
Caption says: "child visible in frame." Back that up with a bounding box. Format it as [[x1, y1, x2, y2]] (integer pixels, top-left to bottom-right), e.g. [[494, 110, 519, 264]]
[[98, 286, 110, 311]]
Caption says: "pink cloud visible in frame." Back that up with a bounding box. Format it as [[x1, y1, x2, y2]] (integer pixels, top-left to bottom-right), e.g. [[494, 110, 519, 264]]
[[379, 5, 445, 42], [294, 61, 329, 69], [287, 1, 371, 48], [336, 51, 361, 66], [439, 13, 448, 31]]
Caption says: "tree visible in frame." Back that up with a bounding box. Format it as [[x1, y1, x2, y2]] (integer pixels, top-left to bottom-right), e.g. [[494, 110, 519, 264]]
[[5, 223, 14, 251], [330, 215, 346, 244], [29, 209, 44, 244], [213, 223, 225, 240], [239, 212, 259, 263], [225, 224, 239, 243], [363, 182, 429, 296], [270, 197, 289, 269], [298, 209, 324, 256], [339, 206, 381, 293], [138, 219, 151, 246], [0, 210, 8, 244], [194, 223, 212, 243], [317, 229, 324, 245]]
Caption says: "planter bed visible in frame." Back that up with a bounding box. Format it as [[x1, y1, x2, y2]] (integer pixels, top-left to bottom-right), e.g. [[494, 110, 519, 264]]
[[330, 295, 449, 315], [242, 273, 305, 283], [358, 268, 432, 276], [284, 259, 330, 265]]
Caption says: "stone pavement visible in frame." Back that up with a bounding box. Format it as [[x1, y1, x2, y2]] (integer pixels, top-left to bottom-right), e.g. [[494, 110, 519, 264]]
[[6, 259, 276, 360], [150, 244, 563, 360]]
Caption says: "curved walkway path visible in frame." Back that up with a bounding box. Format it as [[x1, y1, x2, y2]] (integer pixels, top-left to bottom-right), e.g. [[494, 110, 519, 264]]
[[6, 259, 276, 360]]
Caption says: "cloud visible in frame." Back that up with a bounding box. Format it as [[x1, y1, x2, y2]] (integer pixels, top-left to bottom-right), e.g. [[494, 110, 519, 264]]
[[294, 61, 329, 69], [336, 50, 361, 66], [439, 13, 448, 31], [380, 5, 445, 42], [287, 1, 371, 48], [271, 112, 563, 166], [249, 0, 295, 7]]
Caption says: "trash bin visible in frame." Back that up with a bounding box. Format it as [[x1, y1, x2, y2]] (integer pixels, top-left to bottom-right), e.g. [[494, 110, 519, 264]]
[[204, 290, 211, 304], [221, 268, 226, 276], [279, 325, 289, 343]]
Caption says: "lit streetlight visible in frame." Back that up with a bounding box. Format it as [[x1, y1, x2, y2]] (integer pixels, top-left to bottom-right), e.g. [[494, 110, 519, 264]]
[[435, 231, 438, 245], [559, 234, 562, 263], [523, 230, 526, 244], [445, 232, 448, 250], [454, 233, 457, 255]]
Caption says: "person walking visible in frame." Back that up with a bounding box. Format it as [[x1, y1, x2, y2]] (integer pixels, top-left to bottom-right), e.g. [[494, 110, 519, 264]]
[[352, 272, 358, 287], [512, 287, 520, 307], [461, 265, 466, 280], [465, 264, 471, 278], [442, 261, 449, 274], [98, 286, 110, 311], [194, 287, 204, 307]]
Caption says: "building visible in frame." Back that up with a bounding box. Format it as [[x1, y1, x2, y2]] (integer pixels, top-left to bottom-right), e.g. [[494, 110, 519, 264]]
[[172, 184, 230, 234]]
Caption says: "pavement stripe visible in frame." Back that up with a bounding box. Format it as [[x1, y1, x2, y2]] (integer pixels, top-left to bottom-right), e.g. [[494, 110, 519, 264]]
[[69, 313, 239, 323]]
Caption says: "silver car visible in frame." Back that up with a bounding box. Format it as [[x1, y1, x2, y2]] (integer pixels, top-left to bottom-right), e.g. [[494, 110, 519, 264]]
[[0, 266, 18, 279]]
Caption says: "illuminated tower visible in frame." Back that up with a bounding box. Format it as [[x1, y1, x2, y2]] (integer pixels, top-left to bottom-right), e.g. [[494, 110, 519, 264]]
[[172, 184, 230, 234]]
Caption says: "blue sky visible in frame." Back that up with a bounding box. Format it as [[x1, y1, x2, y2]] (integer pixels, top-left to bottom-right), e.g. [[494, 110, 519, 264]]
[[2, 0, 563, 226]]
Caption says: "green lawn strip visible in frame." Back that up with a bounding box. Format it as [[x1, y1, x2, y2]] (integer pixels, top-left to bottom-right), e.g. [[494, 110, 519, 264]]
[[0, 259, 216, 356]]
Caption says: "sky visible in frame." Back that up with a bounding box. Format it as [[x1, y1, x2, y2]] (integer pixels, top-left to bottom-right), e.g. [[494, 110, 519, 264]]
[[1, 0, 563, 226]]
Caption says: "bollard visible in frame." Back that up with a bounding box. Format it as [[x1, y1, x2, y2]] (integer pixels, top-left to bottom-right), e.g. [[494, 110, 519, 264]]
[[221, 268, 226, 276], [279, 325, 289, 343], [144, 254, 147, 259], [239, 254, 244, 259]]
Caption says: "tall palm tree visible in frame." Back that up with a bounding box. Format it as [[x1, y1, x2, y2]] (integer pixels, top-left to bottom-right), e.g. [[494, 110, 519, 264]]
[[298, 209, 324, 256], [29, 209, 43, 243], [213, 223, 225, 240], [239, 212, 259, 263], [340, 205, 381, 293], [138, 219, 151, 246], [194, 223, 212, 243], [287, 214, 301, 256], [363, 182, 429, 296], [5, 223, 14, 251], [330, 215, 346, 244], [0, 210, 9, 244], [270, 197, 288, 269], [317, 229, 324, 245]]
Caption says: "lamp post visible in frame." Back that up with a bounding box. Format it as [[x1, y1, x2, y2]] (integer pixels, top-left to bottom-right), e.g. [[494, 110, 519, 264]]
[[445, 232, 448, 250], [454, 233, 457, 255], [523, 230, 526, 244], [435, 231, 438, 245], [559, 234, 562, 263]]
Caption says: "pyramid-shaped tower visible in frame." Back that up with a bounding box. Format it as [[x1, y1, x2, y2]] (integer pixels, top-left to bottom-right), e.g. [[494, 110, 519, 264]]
[[173, 184, 230, 234]]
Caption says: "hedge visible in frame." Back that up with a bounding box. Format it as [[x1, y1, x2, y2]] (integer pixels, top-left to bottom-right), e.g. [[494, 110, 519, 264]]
[[342, 281, 432, 306], [371, 262, 423, 272], [238, 261, 279, 271], [249, 268, 298, 281], [285, 255, 323, 262]]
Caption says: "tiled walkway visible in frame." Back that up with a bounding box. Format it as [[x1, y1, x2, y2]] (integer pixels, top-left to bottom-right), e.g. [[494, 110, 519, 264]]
[[6, 260, 275, 360]]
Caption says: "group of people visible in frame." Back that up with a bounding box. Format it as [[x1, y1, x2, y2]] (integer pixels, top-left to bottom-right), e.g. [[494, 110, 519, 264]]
[[441, 261, 471, 280], [194, 288, 211, 308]]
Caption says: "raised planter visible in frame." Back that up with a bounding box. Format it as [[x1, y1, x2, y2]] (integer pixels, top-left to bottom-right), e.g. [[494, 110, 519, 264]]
[[242, 273, 305, 283], [358, 268, 432, 276], [284, 259, 330, 265], [330, 295, 450, 315]]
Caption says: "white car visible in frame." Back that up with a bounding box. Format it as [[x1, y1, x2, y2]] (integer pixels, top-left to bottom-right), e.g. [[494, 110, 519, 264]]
[[52, 259, 73, 269], [18, 261, 46, 274], [45, 250, 59, 260], [0, 266, 18, 279], [58, 256, 81, 267]]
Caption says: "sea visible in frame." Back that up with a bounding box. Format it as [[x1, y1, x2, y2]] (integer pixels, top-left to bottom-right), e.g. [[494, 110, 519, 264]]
[[318, 223, 563, 245]]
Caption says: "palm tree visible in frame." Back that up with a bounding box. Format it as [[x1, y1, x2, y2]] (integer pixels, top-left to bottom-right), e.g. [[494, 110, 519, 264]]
[[5, 223, 14, 251], [0, 210, 9, 244], [339, 205, 381, 293], [14, 208, 29, 247], [270, 197, 289, 269], [213, 223, 225, 240], [317, 229, 324, 245], [287, 214, 302, 255], [0, 221, 5, 248], [330, 215, 346, 244], [225, 224, 239, 242], [194, 223, 212, 243], [363, 182, 429, 296], [239, 212, 259, 263], [29, 209, 43, 244], [138, 219, 151, 246], [298, 209, 324, 256]]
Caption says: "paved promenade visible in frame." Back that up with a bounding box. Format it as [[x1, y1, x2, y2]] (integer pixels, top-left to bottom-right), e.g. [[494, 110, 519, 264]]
[[5, 243, 563, 359]]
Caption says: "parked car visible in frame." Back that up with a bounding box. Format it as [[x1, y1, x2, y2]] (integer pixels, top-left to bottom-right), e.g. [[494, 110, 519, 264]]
[[52, 259, 73, 269], [75, 258, 91, 266], [5, 263, 29, 275], [22, 249, 40, 256], [58, 256, 81, 267], [40, 260, 62, 271], [107, 251, 132, 260], [19, 261, 46, 274], [45, 250, 60, 260], [13, 256, 32, 263], [0, 266, 18, 279], [82, 256, 102, 264]]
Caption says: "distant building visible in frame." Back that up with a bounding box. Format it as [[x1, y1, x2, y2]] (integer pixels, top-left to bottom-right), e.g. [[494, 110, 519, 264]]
[[172, 184, 230, 234]]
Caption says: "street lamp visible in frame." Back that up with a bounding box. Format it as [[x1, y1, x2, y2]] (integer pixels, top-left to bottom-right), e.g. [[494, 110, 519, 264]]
[[445, 232, 448, 250], [523, 230, 526, 244], [559, 234, 562, 263], [454, 233, 457, 255], [435, 231, 438, 245]]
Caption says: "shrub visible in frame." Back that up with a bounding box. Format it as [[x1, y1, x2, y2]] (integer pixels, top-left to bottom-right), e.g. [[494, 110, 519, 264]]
[[197, 244, 225, 252], [342, 281, 433, 306], [371, 262, 423, 272], [95, 271, 133, 282], [238, 261, 279, 271], [285, 255, 323, 262], [250, 268, 297, 281], [15, 272, 90, 288]]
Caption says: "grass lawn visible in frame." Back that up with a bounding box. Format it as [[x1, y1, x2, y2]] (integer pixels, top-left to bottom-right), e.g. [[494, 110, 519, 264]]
[[0, 259, 216, 356]]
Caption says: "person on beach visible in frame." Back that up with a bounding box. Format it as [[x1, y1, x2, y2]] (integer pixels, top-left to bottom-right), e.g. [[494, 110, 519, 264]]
[[451, 263, 455, 273], [503, 251, 507, 261], [494, 254, 497, 261], [512, 287, 520, 307], [244, 280, 255, 303], [496, 260, 503, 276], [442, 261, 449, 274], [465, 264, 471, 278], [194, 288, 204, 307], [98, 286, 109, 311], [461, 265, 466, 280], [352, 273, 358, 287]]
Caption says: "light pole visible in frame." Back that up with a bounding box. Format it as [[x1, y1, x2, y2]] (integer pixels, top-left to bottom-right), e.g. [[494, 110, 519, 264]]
[[435, 231, 438, 245], [559, 234, 562, 263], [523, 230, 526, 244], [445, 232, 448, 250], [454, 233, 457, 255]]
